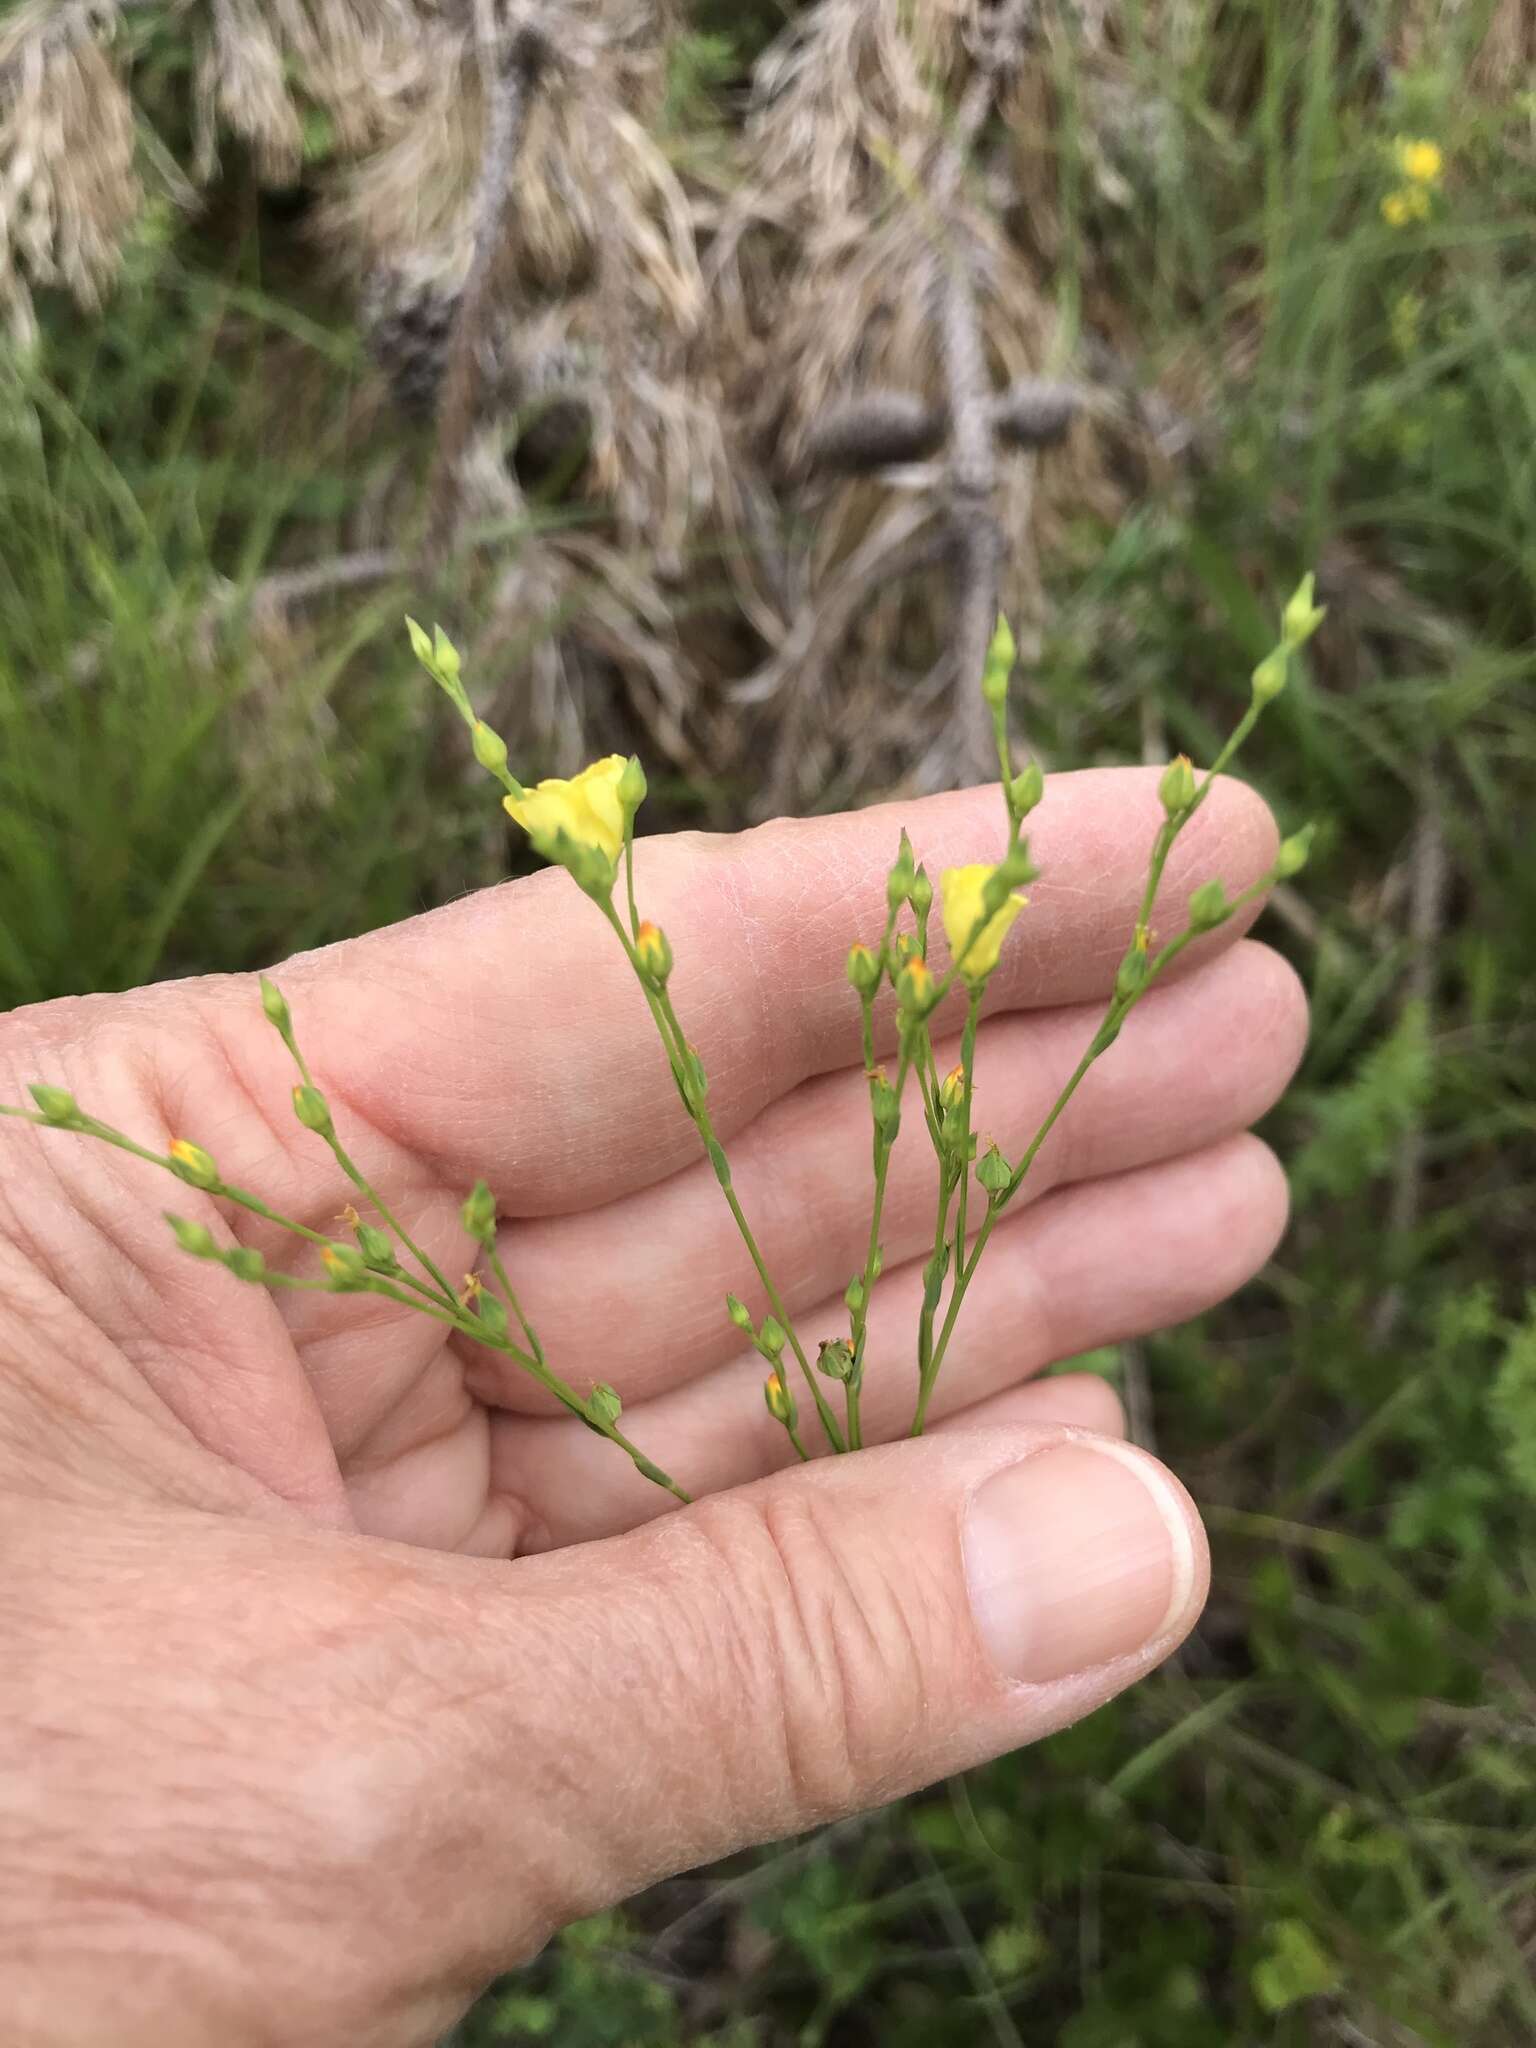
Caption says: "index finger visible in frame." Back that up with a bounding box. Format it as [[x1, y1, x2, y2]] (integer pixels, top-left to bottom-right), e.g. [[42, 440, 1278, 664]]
[[262, 768, 1277, 1213]]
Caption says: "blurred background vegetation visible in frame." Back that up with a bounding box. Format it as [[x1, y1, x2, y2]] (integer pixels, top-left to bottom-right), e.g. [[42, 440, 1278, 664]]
[[3, 1, 1536, 2041]]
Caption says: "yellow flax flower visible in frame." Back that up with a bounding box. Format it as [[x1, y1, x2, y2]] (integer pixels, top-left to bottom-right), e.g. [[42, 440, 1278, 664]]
[[940, 864, 1027, 984], [1394, 137, 1444, 187], [504, 755, 628, 869]]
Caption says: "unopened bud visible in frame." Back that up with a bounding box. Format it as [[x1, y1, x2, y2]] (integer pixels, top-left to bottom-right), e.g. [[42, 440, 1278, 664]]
[[758, 1316, 786, 1359], [475, 1293, 509, 1341], [292, 1084, 333, 1137], [471, 721, 509, 776], [169, 1139, 218, 1190], [1009, 762, 1045, 818], [910, 867, 934, 923], [1251, 648, 1290, 705], [939, 1065, 966, 1114], [588, 1382, 623, 1428], [764, 1370, 796, 1427], [28, 1084, 79, 1124], [844, 1275, 867, 1316], [636, 921, 673, 984], [726, 1293, 755, 1334], [1281, 572, 1326, 651], [226, 1246, 266, 1283], [846, 943, 881, 998], [167, 1213, 218, 1259], [980, 614, 1017, 708], [1115, 938, 1151, 1002], [321, 1243, 368, 1290], [869, 1072, 901, 1141], [887, 831, 916, 911], [1158, 754, 1197, 816], [618, 755, 648, 816], [1188, 879, 1230, 933], [258, 976, 291, 1034], [1275, 823, 1316, 879], [355, 1222, 398, 1273], [897, 957, 935, 1016], [461, 1180, 497, 1245]]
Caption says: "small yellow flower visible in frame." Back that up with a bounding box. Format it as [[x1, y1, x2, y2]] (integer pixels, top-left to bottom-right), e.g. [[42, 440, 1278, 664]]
[[940, 864, 1027, 983], [1394, 138, 1443, 187], [1381, 185, 1430, 228], [503, 755, 629, 869]]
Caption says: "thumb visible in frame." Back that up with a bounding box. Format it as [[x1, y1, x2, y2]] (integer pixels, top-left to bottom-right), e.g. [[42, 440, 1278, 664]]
[[448, 1422, 1207, 1960]]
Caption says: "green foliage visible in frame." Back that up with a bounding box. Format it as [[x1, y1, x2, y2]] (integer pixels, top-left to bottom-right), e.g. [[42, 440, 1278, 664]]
[[5, 1, 1536, 2043], [1491, 1297, 1536, 1500]]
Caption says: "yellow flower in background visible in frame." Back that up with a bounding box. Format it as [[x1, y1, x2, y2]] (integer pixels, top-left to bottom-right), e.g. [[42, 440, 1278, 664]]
[[940, 864, 1027, 983], [1381, 185, 1430, 228], [1394, 137, 1444, 186], [504, 755, 628, 868]]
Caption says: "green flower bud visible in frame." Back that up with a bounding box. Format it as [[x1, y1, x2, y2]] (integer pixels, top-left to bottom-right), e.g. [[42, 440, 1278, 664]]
[[1275, 823, 1316, 879], [1158, 754, 1197, 816], [292, 1084, 334, 1137], [846, 943, 882, 998], [1281, 572, 1326, 651], [1114, 940, 1151, 1002], [355, 1223, 398, 1273], [167, 1213, 219, 1259], [681, 1045, 709, 1113], [168, 1139, 219, 1190], [406, 616, 433, 667], [995, 837, 1041, 893], [588, 1382, 623, 1428], [321, 1243, 369, 1290], [471, 721, 509, 776], [980, 613, 1017, 708], [869, 1072, 901, 1141], [764, 1371, 797, 1429], [758, 1316, 786, 1359], [432, 624, 461, 684], [816, 1338, 855, 1382], [922, 1247, 950, 1310], [1251, 648, 1290, 705], [1188, 879, 1230, 933], [726, 1294, 755, 1334], [226, 1247, 267, 1284], [910, 867, 934, 923], [886, 828, 918, 908], [476, 1292, 510, 1342], [844, 1275, 867, 1316], [28, 1084, 79, 1125], [1009, 761, 1045, 818], [618, 755, 648, 817], [976, 1142, 1012, 1198], [896, 957, 936, 1016], [258, 976, 291, 1034], [461, 1180, 497, 1245], [636, 922, 674, 985]]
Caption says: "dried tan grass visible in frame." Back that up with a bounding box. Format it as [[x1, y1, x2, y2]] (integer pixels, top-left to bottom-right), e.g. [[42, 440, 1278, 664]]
[[0, 2, 141, 339]]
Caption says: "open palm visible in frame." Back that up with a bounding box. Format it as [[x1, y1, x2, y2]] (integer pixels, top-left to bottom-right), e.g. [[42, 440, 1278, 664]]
[[0, 769, 1303, 1559]]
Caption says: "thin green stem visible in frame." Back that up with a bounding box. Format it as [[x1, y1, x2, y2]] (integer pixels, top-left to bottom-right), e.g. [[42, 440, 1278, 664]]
[[911, 866, 1281, 1433], [487, 1244, 546, 1365], [846, 1040, 912, 1451], [624, 820, 641, 939], [602, 900, 847, 1454]]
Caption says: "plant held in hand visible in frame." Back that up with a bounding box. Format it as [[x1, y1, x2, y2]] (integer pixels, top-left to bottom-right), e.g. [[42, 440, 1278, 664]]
[[3, 584, 1323, 1498]]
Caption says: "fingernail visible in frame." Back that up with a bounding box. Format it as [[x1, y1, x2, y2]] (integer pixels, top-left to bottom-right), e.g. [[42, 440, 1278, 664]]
[[963, 1442, 1196, 1683]]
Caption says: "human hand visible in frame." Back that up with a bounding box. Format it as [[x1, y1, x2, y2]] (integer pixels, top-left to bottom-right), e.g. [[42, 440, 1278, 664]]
[[0, 771, 1305, 2045]]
